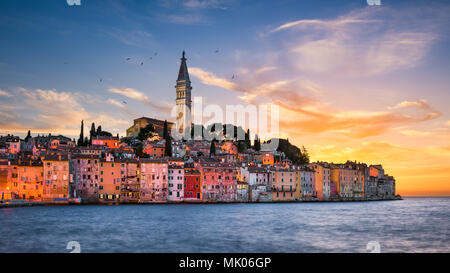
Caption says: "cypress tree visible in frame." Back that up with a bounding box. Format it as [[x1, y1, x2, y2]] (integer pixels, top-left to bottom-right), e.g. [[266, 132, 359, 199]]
[[24, 130, 32, 142], [210, 139, 216, 156], [254, 134, 261, 151], [163, 120, 172, 157], [77, 120, 84, 146]]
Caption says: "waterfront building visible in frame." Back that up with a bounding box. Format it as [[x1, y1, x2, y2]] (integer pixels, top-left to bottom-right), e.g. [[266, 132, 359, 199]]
[[72, 155, 101, 202], [16, 159, 43, 201], [184, 165, 201, 201], [119, 159, 140, 203], [218, 162, 237, 202], [236, 181, 249, 202], [168, 164, 184, 201], [139, 159, 168, 202], [309, 162, 331, 200], [98, 160, 121, 202], [270, 167, 296, 201], [0, 161, 17, 200], [42, 153, 70, 201], [300, 166, 316, 198], [196, 158, 221, 201]]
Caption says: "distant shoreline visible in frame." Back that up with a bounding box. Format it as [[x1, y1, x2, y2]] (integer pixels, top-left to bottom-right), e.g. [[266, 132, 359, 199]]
[[0, 196, 404, 209]]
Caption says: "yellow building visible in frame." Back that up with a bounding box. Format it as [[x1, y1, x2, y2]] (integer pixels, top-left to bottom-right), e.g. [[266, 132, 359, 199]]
[[99, 160, 121, 202], [17, 160, 44, 201], [330, 164, 359, 198], [271, 167, 296, 201]]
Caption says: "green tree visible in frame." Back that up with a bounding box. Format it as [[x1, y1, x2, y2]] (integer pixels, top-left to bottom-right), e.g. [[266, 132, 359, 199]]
[[137, 124, 156, 141], [253, 134, 261, 151], [77, 120, 84, 146], [24, 130, 32, 142], [163, 120, 172, 157], [210, 139, 216, 156], [89, 122, 96, 145]]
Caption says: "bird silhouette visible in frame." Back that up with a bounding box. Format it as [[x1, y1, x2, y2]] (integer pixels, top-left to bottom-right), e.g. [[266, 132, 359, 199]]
[[126, 58, 131, 61], [154, 52, 158, 56], [232, 75, 235, 80], [141, 62, 144, 66], [99, 79, 103, 83], [123, 101, 127, 104], [215, 50, 219, 53]]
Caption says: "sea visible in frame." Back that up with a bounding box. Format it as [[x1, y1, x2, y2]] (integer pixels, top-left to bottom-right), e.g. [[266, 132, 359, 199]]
[[0, 197, 448, 253]]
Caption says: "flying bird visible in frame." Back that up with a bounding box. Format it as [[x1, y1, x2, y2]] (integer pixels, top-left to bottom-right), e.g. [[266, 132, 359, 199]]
[[154, 52, 158, 56], [141, 62, 144, 66], [215, 50, 219, 53], [126, 58, 131, 61], [123, 101, 127, 104], [231, 75, 235, 80], [99, 78, 103, 83]]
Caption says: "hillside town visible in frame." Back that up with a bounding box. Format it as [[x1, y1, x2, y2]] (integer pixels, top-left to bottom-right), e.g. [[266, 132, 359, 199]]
[[0, 52, 398, 205]]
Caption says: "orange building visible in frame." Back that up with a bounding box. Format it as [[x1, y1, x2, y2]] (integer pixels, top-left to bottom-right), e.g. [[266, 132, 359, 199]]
[[42, 153, 70, 201], [143, 141, 165, 158], [16, 160, 44, 201], [92, 136, 120, 149], [261, 152, 275, 165], [98, 160, 121, 202], [0, 162, 17, 200]]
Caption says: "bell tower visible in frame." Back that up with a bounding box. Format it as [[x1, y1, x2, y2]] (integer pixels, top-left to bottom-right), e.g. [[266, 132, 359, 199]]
[[175, 50, 192, 136]]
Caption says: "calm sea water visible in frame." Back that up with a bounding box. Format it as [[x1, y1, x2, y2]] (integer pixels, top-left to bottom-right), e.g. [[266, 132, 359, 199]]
[[0, 197, 449, 253]]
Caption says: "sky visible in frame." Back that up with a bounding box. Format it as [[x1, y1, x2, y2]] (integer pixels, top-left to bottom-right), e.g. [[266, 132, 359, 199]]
[[0, 0, 449, 196]]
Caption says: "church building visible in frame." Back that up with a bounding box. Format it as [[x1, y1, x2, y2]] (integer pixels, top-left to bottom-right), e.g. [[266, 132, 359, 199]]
[[126, 51, 192, 139]]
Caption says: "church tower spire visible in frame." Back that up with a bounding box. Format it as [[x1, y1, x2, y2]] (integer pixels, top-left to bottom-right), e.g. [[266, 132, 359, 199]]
[[175, 50, 192, 137]]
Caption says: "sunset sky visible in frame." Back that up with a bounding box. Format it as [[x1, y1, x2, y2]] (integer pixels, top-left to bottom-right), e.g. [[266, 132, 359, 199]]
[[0, 0, 449, 196]]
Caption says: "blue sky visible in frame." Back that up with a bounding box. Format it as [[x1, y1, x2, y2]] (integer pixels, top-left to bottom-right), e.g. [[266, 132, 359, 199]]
[[1, 0, 450, 194]]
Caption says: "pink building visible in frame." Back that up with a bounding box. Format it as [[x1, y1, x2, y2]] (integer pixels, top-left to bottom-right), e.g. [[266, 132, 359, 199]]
[[195, 158, 237, 202], [118, 159, 140, 203], [72, 155, 101, 202], [42, 153, 70, 201], [139, 159, 168, 202]]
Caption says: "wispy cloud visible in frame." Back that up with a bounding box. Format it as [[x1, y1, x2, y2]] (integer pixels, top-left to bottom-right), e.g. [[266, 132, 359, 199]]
[[166, 14, 209, 25], [104, 28, 153, 48], [268, 6, 447, 77], [108, 87, 173, 112], [159, 0, 232, 10], [271, 18, 374, 33], [0, 88, 129, 137], [190, 67, 242, 92], [0, 90, 12, 97]]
